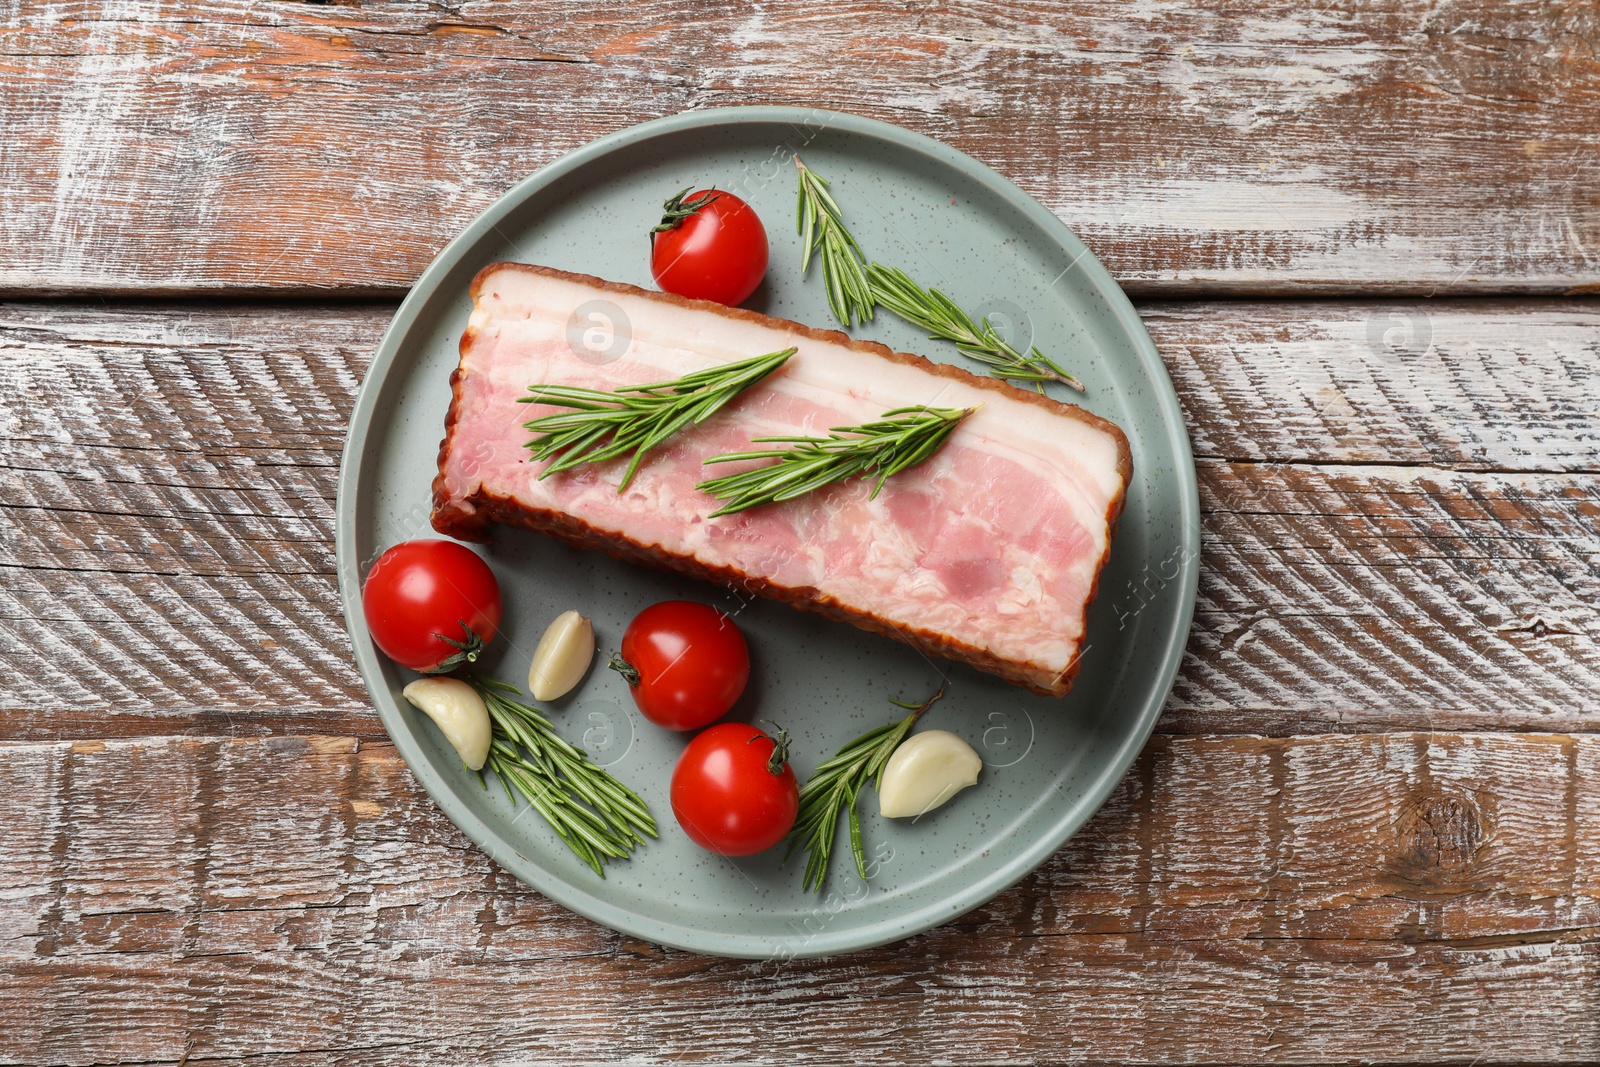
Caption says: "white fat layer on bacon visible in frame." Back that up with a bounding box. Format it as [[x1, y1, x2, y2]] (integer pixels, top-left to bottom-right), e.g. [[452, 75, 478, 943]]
[[440, 268, 1128, 687]]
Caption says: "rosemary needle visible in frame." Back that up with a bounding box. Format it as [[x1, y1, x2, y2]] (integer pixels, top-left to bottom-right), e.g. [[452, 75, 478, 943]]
[[867, 264, 1086, 393], [795, 157, 876, 327], [785, 686, 946, 892], [519, 348, 795, 491], [474, 677, 657, 877], [696, 404, 974, 517]]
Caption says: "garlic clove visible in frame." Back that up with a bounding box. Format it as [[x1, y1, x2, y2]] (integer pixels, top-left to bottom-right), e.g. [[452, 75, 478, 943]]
[[402, 677, 492, 771], [528, 610, 595, 701], [878, 729, 982, 819]]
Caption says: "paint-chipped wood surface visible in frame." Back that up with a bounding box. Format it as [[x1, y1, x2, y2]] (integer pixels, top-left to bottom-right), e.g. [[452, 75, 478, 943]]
[[2, 300, 1597, 1066], [3, 297, 1597, 1062], [2, 0, 1598, 296], [6, 0, 1600, 1060], [4, 301, 1595, 744], [5, 731, 1599, 1064]]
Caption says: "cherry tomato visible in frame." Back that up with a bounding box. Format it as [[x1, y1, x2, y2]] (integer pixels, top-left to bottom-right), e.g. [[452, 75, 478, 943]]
[[671, 722, 799, 855], [361, 539, 502, 673], [649, 187, 768, 306], [611, 601, 749, 731]]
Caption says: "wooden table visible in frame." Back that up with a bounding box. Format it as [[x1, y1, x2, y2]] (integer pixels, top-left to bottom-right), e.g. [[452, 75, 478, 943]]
[[4, 1, 1597, 1062]]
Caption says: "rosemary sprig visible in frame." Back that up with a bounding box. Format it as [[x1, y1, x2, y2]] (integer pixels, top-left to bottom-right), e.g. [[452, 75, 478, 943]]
[[868, 264, 1086, 392], [791, 160, 1085, 391], [696, 404, 974, 517], [519, 348, 795, 491], [785, 686, 945, 892], [795, 157, 876, 327], [473, 677, 657, 877]]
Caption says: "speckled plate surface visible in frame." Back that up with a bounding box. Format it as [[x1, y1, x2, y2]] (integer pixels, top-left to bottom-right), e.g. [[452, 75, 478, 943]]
[[335, 107, 1198, 959]]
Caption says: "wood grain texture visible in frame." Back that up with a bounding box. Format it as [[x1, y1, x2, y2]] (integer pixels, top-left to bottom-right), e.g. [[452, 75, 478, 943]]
[[2, 0, 1597, 296], [4, 730, 1598, 1064], [8, 1, 1596, 1057], [1150, 300, 1600, 472], [3, 301, 1595, 737]]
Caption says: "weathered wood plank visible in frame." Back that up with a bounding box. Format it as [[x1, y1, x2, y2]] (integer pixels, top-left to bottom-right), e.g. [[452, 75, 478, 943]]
[[12, 460, 1593, 737], [1150, 301, 1600, 473], [1, 0, 1597, 295], [3, 731, 1598, 1064], [5, 299, 1595, 469], [2, 301, 1596, 736], [1181, 460, 1600, 734]]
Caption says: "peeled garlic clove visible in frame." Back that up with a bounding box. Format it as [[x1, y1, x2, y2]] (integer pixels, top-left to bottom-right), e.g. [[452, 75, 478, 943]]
[[878, 729, 982, 819], [402, 677, 491, 771], [528, 610, 595, 701]]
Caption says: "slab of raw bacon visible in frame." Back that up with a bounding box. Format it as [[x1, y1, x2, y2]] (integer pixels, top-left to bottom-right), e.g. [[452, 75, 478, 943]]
[[432, 263, 1132, 697]]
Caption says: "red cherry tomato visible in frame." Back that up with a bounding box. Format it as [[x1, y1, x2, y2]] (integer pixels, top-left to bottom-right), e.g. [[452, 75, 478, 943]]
[[649, 188, 768, 306], [671, 722, 799, 856], [361, 539, 502, 673], [611, 601, 749, 730]]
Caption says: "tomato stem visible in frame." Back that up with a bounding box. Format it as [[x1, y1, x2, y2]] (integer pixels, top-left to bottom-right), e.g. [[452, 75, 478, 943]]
[[606, 651, 641, 687], [423, 620, 486, 675], [756, 721, 791, 775], [652, 186, 722, 236]]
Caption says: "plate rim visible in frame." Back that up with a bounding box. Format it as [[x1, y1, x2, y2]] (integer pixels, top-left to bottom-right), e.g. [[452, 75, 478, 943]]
[[335, 105, 1200, 959]]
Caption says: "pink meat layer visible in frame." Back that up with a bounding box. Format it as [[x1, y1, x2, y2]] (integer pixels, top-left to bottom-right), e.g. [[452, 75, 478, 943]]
[[433, 264, 1132, 697]]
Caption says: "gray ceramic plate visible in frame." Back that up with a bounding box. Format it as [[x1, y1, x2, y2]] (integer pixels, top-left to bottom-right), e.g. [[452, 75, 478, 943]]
[[336, 107, 1198, 960]]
